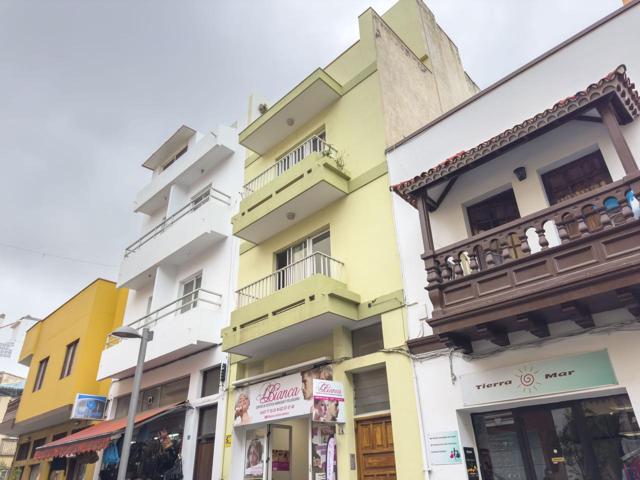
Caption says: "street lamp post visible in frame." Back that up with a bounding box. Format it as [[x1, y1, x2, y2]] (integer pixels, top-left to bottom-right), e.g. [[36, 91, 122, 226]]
[[111, 326, 153, 480]]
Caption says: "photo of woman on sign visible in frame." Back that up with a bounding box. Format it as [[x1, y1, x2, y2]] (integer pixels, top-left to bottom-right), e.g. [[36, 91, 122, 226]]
[[234, 391, 251, 426]]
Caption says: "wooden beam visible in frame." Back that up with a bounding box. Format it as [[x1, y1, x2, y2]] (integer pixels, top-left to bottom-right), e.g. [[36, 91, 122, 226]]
[[561, 302, 594, 329], [515, 313, 550, 338], [440, 333, 472, 354], [476, 324, 510, 347], [435, 176, 459, 209], [416, 196, 436, 256], [597, 101, 639, 174], [616, 289, 640, 317], [574, 115, 603, 124]]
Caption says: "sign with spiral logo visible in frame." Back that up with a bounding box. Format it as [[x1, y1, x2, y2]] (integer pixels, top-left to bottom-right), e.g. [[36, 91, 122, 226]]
[[460, 350, 617, 406]]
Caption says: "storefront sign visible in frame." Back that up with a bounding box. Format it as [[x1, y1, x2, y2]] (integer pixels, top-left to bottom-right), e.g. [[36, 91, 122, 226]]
[[313, 379, 345, 423], [460, 350, 617, 406], [427, 431, 462, 465], [234, 366, 337, 427], [70, 394, 107, 420]]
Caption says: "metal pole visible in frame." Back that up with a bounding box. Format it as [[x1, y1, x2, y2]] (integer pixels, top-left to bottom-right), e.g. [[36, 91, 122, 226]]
[[116, 328, 152, 480]]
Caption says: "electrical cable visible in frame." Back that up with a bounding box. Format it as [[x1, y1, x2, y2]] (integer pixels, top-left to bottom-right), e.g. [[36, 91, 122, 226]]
[[0, 241, 116, 268]]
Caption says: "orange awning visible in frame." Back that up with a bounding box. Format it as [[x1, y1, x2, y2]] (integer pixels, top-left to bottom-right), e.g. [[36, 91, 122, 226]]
[[34, 403, 185, 460]]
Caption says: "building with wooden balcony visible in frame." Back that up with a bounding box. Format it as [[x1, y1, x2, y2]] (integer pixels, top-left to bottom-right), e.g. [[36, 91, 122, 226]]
[[388, 2, 640, 478], [220, 0, 478, 479]]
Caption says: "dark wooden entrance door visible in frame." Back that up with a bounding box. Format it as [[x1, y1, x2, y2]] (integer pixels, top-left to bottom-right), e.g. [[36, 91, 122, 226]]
[[355, 415, 396, 480], [194, 439, 214, 480]]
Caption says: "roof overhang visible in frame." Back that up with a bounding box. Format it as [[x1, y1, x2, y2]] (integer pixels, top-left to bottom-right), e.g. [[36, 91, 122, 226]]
[[142, 125, 196, 170], [0, 404, 73, 436], [239, 68, 343, 155], [392, 65, 640, 208]]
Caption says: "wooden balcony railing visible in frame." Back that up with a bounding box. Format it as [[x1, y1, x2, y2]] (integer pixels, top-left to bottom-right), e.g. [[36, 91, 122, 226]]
[[424, 173, 640, 329]]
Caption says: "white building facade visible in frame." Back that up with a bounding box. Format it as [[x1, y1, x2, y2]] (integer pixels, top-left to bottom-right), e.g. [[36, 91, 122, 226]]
[[0, 315, 39, 380], [388, 3, 640, 479], [96, 124, 242, 480]]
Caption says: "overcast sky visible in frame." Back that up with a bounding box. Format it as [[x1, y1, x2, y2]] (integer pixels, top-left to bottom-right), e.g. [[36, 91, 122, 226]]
[[0, 0, 622, 321]]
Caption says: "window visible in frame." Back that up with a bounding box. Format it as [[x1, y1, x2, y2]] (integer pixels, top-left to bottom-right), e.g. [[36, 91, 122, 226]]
[[275, 230, 331, 289], [201, 366, 221, 397], [33, 357, 49, 392], [15, 442, 29, 461], [60, 340, 78, 379], [30, 438, 45, 458], [352, 323, 384, 358], [114, 377, 190, 419], [180, 273, 202, 313], [198, 405, 218, 441], [191, 184, 211, 210], [161, 145, 188, 171], [353, 367, 390, 415], [542, 150, 612, 205], [467, 189, 521, 235]]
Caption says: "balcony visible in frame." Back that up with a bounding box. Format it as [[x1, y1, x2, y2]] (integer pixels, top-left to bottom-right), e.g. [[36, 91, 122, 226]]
[[136, 127, 236, 215], [424, 174, 640, 352], [233, 136, 350, 244], [118, 186, 231, 289], [98, 288, 224, 380], [239, 68, 342, 155], [222, 252, 361, 359]]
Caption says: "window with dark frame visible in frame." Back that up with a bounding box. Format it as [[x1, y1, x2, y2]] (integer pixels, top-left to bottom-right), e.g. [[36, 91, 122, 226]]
[[541, 150, 612, 205], [15, 442, 30, 461], [60, 339, 79, 379], [466, 189, 521, 235], [161, 145, 188, 171], [29, 438, 45, 458], [33, 357, 49, 392], [201, 366, 221, 397]]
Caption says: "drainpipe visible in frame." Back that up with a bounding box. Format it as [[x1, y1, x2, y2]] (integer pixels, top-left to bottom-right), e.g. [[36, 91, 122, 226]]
[[411, 358, 431, 480]]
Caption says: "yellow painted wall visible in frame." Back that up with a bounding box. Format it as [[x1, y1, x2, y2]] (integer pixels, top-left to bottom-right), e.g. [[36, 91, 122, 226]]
[[16, 279, 128, 423]]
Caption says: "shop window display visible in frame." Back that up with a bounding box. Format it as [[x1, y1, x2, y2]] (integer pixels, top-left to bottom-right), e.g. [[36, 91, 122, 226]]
[[99, 411, 185, 480]]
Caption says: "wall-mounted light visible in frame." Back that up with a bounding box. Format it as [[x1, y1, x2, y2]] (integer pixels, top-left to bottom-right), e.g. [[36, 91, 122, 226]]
[[286, 212, 296, 221], [286, 117, 295, 127], [513, 166, 527, 181]]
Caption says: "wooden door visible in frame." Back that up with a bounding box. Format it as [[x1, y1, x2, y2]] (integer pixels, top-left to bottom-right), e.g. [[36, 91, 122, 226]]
[[355, 415, 396, 480], [194, 439, 214, 480]]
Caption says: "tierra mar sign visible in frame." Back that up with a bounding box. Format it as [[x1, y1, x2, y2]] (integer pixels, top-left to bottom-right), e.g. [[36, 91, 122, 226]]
[[460, 350, 617, 406]]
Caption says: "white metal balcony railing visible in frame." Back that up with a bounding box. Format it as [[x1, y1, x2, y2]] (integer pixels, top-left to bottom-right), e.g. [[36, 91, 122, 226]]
[[105, 288, 223, 348], [242, 135, 337, 198], [125, 186, 231, 257], [236, 252, 344, 308]]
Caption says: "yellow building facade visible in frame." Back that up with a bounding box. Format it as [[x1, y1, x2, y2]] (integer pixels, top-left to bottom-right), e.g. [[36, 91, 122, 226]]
[[4, 279, 127, 480], [221, 1, 477, 479]]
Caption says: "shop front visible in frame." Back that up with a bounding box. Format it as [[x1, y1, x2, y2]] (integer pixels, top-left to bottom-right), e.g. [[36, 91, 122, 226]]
[[458, 350, 640, 480], [232, 365, 343, 480]]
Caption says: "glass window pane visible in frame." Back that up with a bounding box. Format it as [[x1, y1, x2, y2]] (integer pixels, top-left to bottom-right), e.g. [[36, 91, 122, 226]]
[[201, 367, 220, 397], [159, 377, 189, 406], [198, 405, 218, 438]]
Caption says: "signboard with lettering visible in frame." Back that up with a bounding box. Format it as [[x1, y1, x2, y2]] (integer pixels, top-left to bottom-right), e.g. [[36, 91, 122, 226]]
[[70, 394, 107, 420], [460, 350, 617, 406], [427, 431, 462, 465], [234, 366, 342, 427], [312, 379, 345, 423]]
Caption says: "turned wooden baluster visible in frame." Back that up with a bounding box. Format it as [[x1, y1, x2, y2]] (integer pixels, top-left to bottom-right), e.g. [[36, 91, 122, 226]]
[[469, 252, 479, 273], [440, 256, 452, 282], [485, 243, 496, 269], [577, 210, 589, 237], [536, 226, 549, 250], [555, 214, 570, 244], [501, 240, 511, 261], [519, 232, 531, 255], [452, 257, 463, 278]]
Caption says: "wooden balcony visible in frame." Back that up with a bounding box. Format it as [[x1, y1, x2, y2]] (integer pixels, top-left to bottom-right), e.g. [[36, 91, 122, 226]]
[[424, 173, 640, 352]]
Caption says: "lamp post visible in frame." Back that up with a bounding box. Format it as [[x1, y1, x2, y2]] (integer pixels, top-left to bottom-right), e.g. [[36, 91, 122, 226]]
[[110, 326, 153, 480]]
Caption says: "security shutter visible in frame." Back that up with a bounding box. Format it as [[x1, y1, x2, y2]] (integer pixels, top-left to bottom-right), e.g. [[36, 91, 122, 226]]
[[353, 367, 390, 415]]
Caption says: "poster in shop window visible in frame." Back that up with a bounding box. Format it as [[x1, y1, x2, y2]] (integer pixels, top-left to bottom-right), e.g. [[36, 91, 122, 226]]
[[312, 423, 337, 480], [234, 365, 337, 426], [244, 430, 266, 479]]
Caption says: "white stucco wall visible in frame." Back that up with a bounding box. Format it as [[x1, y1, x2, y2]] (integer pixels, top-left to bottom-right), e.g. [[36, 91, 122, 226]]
[[386, 4, 640, 479]]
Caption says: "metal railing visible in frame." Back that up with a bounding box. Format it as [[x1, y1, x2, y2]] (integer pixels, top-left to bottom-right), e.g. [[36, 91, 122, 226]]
[[242, 135, 337, 198], [236, 252, 344, 308], [125, 186, 231, 257], [105, 288, 223, 348]]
